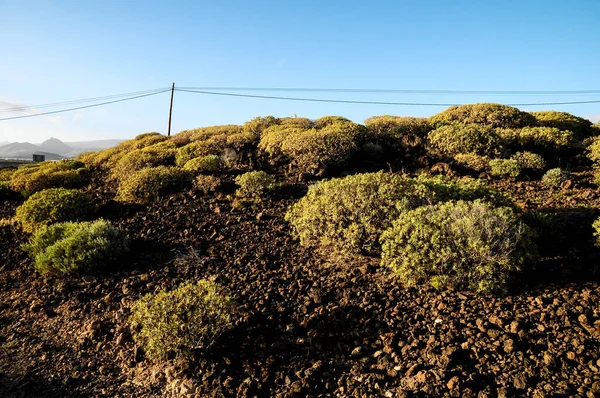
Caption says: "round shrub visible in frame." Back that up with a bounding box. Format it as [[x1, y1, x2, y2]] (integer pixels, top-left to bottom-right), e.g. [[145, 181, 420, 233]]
[[243, 116, 280, 134], [380, 200, 534, 294], [453, 153, 490, 172], [234, 171, 274, 198], [285, 172, 431, 255], [280, 117, 315, 129], [541, 168, 569, 187], [428, 124, 503, 157], [593, 217, 600, 248], [415, 174, 513, 207], [129, 280, 235, 360], [489, 159, 521, 178], [15, 188, 96, 233], [194, 175, 221, 194], [10, 160, 89, 197], [510, 151, 546, 170], [117, 166, 190, 203], [531, 111, 593, 140], [587, 138, 600, 164], [429, 103, 536, 129], [363, 116, 431, 153], [314, 116, 352, 128], [183, 155, 220, 173], [498, 126, 575, 151], [110, 144, 177, 182], [0, 168, 16, 182], [259, 125, 306, 158], [22, 219, 128, 275]]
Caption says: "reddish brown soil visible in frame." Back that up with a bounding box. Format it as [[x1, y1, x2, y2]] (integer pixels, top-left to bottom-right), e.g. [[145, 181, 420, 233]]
[[1, 171, 600, 397]]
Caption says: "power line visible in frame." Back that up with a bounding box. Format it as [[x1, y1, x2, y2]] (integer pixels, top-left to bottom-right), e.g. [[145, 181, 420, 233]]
[[177, 86, 600, 96], [175, 88, 600, 107], [0, 89, 171, 121], [0, 88, 170, 113]]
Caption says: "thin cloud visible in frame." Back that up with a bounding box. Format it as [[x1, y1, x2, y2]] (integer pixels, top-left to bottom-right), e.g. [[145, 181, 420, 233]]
[[0, 98, 39, 115], [584, 114, 600, 123]]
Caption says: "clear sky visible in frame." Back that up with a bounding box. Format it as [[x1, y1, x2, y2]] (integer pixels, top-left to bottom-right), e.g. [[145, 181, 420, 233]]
[[1, 0, 599, 143]]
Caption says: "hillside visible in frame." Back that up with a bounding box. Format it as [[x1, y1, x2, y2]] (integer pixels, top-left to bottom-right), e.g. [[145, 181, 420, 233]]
[[1, 104, 600, 397]]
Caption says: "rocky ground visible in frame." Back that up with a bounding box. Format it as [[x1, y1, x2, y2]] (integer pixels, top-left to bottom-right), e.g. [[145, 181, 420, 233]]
[[1, 169, 600, 397]]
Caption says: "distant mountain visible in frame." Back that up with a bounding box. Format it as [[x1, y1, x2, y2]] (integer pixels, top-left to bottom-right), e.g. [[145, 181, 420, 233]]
[[40, 137, 72, 155], [0, 141, 64, 160]]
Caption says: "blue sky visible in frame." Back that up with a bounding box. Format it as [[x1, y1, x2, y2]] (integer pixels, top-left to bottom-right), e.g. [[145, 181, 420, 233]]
[[1, 0, 599, 142]]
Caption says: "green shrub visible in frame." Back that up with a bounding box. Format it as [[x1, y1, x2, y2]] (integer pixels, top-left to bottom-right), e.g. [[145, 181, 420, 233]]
[[453, 153, 490, 172], [489, 159, 521, 178], [280, 117, 315, 129], [258, 126, 306, 158], [78, 134, 167, 169], [593, 217, 600, 247], [194, 175, 221, 194], [429, 103, 536, 129], [117, 166, 190, 203], [363, 116, 431, 151], [531, 111, 593, 140], [541, 168, 568, 187], [129, 280, 235, 360], [428, 124, 503, 157], [0, 168, 16, 182], [243, 116, 280, 135], [314, 116, 352, 128], [235, 171, 274, 198], [183, 155, 220, 173], [110, 144, 177, 182], [415, 174, 513, 207], [380, 200, 534, 294], [10, 160, 89, 197], [22, 219, 128, 275], [15, 188, 96, 233], [510, 151, 545, 170], [587, 138, 600, 164], [498, 126, 575, 151]]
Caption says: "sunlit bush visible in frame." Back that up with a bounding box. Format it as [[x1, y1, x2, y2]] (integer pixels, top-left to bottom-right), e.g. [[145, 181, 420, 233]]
[[129, 280, 235, 360], [194, 175, 221, 194], [10, 160, 89, 197], [23, 219, 128, 275], [380, 200, 534, 294], [428, 123, 503, 157], [429, 103, 536, 129], [454, 153, 490, 172], [510, 151, 546, 170], [541, 168, 569, 187], [183, 155, 220, 173], [489, 158, 521, 178], [117, 166, 190, 203], [234, 171, 274, 198], [15, 188, 96, 233], [498, 126, 575, 151], [531, 111, 593, 140]]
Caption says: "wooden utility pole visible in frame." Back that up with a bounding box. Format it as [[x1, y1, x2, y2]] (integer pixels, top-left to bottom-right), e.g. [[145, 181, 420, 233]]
[[167, 82, 175, 136]]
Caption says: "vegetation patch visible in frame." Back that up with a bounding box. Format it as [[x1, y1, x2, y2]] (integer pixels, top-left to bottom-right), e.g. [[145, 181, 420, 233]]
[[10, 160, 89, 197], [22, 219, 128, 275], [453, 153, 490, 172], [183, 155, 220, 174], [117, 166, 190, 203], [428, 124, 503, 158], [194, 175, 221, 195], [235, 171, 274, 198], [541, 168, 569, 187], [531, 111, 593, 140], [380, 200, 534, 294], [129, 280, 235, 360], [428, 103, 536, 129], [489, 158, 521, 178], [15, 188, 96, 233], [510, 151, 546, 171]]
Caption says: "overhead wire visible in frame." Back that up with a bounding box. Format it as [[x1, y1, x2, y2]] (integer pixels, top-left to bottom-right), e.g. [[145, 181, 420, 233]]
[[175, 88, 600, 107], [0, 87, 170, 113], [0, 89, 171, 121]]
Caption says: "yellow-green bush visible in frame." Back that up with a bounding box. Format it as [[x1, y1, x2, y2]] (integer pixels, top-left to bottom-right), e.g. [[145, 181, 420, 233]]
[[286, 172, 511, 255], [363, 116, 431, 152], [429, 103, 536, 129], [129, 280, 235, 360], [541, 168, 568, 187], [258, 126, 306, 158], [280, 117, 315, 129], [183, 155, 220, 173], [498, 126, 574, 151], [489, 158, 521, 178], [110, 143, 177, 182], [235, 171, 274, 198], [314, 116, 352, 128], [593, 217, 600, 247], [174, 127, 254, 167], [78, 133, 167, 169], [511, 151, 545, 170], [428, 124, 503, 157], [194, 175, 221, 194], [243, 116, 280, 135], [0, 168, 16, 182], [15, 188, 96, 233], [587, 138, 600, 164], [10, 160, 89, 197], [454, 153, 490, 172], [117, 166, 190, 203], [22, 219, 128, 275], [531, 111, 593, 140], [380, 200, 534, 294]]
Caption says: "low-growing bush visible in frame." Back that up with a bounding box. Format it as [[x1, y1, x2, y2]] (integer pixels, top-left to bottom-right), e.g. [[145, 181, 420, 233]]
[[22, 219, 128, 275], [194, 175, 221, 194], [286, 171, 509, 255], [498, 126, 575, 151], [117, 166, 190, 203], [489, 158, 521, 178], [0, 168, 16, 182], [129, 280, 235, 360], [587, 138, 600, 164], [429, 103, 536, 129], [531, 111, 593, 140], [10, 160, 89, 197], [511, 151, 546, 170], [380, 200, 534, 294], [110, 144, 177, 182], [15, 188, 96, 233], [593, 217, 600, 247], [453, 153, 490, 172], [428, 124, 503, 158], [183, 155, 220, 173], [235, 171, 274, 198], [541, 168, 569, 187]]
